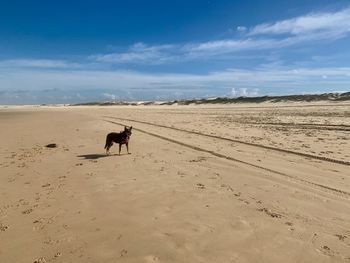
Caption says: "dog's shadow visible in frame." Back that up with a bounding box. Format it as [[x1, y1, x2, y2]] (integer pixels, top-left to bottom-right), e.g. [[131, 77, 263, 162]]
[[77, 154, 109, 160], [77, 153, 126, 160]]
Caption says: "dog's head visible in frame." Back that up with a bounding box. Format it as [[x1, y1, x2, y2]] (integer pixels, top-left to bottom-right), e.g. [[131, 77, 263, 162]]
[[124, 126, 132, 137]]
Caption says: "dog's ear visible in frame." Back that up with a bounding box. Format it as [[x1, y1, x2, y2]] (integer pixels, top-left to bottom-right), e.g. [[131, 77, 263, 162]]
[[124, 126, 127, 131], [130, 126, 132, 130]]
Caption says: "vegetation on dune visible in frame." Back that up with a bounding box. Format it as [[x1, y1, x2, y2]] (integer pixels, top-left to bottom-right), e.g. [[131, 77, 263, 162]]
[[71, 92, 350, 106]]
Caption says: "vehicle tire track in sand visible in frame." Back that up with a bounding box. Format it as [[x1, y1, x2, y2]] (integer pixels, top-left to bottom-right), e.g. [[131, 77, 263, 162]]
[[104, 119, 350, 199], [103, 116, 350, 166], [220, 120, 350, 132]]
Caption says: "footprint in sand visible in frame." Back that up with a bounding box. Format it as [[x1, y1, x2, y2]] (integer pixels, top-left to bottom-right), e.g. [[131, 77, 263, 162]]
[[335, 234, 347, 241], [9, 177, 20, 183], [196, 183, 206, 189], [22, 208, 33, 214], [0, 223, 9, 231], [238, 198, 250, 205], [33, 257, 46, 263], [285, 222, 294, 231], [220, 184, 234, 192], [35, 194, 41, 202], [318, 245, 335, 257], [18, 199, 29, 205], [257, 208, 282, 218], [120, 249, 128, 257]]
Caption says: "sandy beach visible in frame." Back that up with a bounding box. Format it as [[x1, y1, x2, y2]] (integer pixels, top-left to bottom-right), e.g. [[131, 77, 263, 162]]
[[1, 102, 350, 263]]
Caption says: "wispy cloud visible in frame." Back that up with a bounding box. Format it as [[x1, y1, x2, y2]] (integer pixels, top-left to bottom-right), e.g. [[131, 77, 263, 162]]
[[187, 7, 350, 56], [230, 87, 259, 97], [184, 38, 275, 54], [91, 42, 176, 64], [248, 7, 350, 36], [0, 59, 82, 69]]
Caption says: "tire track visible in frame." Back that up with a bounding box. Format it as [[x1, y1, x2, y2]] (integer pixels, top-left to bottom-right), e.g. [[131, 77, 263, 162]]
[[104, 120, 350, 198], [252, 122, 350, 128], [104, 116, 350, 166], [217, 120, 350, 132]]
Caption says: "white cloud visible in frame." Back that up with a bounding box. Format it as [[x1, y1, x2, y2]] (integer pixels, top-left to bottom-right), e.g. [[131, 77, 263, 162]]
[[185, 39, 269, 53], [186, 7, 350, 57], [248, 7, 350, 36], [0, 59, 82, 69], [91, 42, 176, 64], [184, 37, 299, 57], [231, 87, 259, 97]]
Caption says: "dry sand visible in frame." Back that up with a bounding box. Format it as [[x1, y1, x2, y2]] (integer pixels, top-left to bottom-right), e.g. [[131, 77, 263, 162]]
[[0, 102, 350, 262]]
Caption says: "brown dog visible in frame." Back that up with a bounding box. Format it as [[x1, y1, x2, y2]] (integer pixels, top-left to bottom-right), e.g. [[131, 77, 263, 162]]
[[104, 126, 132, 155]]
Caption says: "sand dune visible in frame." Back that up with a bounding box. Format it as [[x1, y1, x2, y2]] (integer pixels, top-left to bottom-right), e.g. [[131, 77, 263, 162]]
[[0, 103, 349, 262]]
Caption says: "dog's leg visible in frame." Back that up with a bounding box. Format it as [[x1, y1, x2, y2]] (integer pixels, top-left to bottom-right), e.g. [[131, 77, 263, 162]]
[[104, 136, 110, 151], [106, 142, 112, 155], [119, 143, 122, 155], [105, 135, 112, 155], [126, 142, 130, 154]]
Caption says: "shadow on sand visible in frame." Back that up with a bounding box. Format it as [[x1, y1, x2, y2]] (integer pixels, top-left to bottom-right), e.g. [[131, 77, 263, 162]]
[[77, 154, 110, 160], [77, 153, 129, 160]]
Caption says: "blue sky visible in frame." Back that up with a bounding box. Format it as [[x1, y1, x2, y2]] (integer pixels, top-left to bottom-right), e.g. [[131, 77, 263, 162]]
[[1, 0, 350, 104]]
